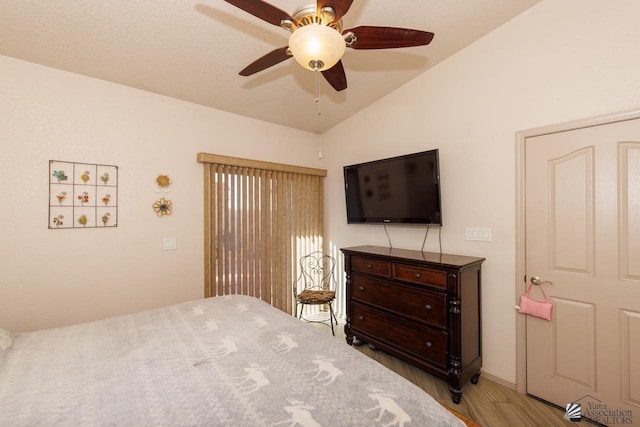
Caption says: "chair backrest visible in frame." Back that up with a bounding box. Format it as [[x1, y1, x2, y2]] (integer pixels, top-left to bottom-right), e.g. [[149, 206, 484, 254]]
[[294, 251, 336, 295]]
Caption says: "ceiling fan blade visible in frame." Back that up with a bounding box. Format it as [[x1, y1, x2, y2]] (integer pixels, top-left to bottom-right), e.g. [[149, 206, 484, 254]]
[[345, 26, 434, 49], [224, 0, 293, 27], [239, 47, 291, 76], [321, 60, 347, 91], [317, 0, 353, 23]]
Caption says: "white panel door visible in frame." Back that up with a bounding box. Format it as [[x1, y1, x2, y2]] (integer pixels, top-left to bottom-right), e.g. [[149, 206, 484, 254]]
[[525, 118, 640, 425]]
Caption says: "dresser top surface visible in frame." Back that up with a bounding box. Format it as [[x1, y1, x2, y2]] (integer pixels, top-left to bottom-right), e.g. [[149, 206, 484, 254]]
[[341, 245, 485, 268]]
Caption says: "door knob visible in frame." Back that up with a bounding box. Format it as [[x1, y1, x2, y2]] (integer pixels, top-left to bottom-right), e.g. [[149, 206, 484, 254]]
[[530, 276, 552, 286]]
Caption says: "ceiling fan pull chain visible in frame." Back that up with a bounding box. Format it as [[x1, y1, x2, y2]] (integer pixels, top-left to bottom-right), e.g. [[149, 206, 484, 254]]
[[314, 70, 322, 116]]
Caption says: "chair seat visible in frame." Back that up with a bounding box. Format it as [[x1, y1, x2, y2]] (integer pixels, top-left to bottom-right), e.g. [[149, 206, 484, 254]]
[[297, 289, 335, 304]]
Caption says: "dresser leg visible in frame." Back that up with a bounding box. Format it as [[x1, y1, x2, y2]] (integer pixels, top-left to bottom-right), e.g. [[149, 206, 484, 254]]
[[448, 356, 463, 403], [449, 387, 463, 404], [345, 324, 355, 345], [471, 371, 481, 385]]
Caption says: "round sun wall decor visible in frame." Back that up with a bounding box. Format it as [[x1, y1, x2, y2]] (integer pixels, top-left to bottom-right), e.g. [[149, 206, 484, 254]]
[[153, 197, 173, 216]]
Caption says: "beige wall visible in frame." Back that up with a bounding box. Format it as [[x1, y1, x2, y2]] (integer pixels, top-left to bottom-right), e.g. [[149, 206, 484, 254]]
[[0, 55, 321, 332], [323, 0, 640, 384]]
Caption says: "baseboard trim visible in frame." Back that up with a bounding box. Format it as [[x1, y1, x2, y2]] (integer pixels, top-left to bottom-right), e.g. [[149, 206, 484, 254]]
[[480, 371, 516, 390]]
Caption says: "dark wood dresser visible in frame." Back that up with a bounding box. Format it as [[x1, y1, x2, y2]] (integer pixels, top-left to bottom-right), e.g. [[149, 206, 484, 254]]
[[341, 245, 485, 403]]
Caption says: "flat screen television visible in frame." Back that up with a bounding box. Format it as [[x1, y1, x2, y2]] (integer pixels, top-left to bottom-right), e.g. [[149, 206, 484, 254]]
[[343, 149, 442, 225]]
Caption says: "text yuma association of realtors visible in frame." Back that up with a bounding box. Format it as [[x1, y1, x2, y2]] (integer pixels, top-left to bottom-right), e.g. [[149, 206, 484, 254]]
[[584, 401, 633, 425]]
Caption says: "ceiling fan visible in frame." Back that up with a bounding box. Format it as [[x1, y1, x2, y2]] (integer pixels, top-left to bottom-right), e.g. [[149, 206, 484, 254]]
[[223, 0, 434, 91]]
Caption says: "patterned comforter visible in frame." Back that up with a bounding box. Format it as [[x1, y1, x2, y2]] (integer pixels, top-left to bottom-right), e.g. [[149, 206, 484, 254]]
[[0, 295, 464, 426]]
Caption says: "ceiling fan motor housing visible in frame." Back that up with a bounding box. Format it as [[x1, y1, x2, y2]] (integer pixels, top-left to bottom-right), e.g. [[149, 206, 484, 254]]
[[289, 4, 343, 31]]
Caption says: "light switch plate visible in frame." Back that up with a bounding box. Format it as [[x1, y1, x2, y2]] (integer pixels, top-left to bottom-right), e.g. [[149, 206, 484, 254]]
[[163, 237, 177, 250]]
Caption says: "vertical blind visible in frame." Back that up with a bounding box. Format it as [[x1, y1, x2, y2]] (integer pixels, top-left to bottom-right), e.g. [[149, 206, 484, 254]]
[[198, 153, 326, 315]]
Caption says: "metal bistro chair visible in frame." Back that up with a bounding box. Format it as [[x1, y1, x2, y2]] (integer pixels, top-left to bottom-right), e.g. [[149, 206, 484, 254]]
[[293, 251, 338, 335]]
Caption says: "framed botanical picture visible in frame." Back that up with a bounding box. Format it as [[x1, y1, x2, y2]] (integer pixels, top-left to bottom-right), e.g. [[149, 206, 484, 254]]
[[49, 160, 118, 229]]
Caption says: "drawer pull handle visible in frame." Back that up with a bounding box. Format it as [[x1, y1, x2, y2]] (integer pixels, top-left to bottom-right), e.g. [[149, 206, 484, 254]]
[[366, 264, 373, 269], [415, 273, 421, 278], [358, 286, 365, 291], [425, 341, 433, 349], [424, 304, 432, 311], [358, 316, 364, 320]]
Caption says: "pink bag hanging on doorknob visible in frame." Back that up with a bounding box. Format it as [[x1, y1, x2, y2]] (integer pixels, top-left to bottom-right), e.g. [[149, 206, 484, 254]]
[[518, 283, 553, 321]]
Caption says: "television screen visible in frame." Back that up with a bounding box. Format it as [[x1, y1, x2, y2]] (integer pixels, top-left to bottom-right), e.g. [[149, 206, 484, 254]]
[[343, 149, 442, 225]]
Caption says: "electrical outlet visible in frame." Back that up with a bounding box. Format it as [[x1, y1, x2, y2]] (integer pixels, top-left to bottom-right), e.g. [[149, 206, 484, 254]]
[[464, 227, 492, 242]]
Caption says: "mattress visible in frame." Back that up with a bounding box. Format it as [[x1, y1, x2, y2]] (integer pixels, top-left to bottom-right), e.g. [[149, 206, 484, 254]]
[[0, 294, 465, 426]]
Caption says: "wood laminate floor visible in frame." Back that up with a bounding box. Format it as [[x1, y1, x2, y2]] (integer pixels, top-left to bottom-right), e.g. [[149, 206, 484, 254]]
[[315, 320, 576, 427]]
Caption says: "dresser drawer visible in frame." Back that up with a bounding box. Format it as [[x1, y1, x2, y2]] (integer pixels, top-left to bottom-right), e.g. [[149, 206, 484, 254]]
[[352, 275, 447, 329], [351, 302, 447, 368], [393, 263, 447, 289], [351, 256, 391, 277]]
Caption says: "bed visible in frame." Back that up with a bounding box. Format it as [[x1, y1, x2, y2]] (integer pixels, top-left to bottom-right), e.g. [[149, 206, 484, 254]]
[[0, 294, 471, 426]]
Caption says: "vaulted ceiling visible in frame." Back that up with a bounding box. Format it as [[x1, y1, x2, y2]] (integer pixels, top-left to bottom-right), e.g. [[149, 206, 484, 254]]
[[0, 0, 540, 134]]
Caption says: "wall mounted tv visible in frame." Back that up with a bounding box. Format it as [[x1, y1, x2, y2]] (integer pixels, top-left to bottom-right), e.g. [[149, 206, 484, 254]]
[[343, 149, 442, 225]]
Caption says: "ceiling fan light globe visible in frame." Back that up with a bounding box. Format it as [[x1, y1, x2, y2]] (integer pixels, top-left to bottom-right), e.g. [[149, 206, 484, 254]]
[[288, 24, 345, 71]]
